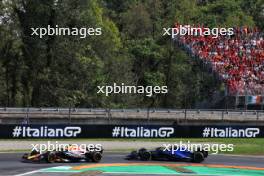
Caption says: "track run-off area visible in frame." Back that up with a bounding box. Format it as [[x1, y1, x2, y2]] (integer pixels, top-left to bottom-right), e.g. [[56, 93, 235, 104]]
[[0, 153, 264, 176]]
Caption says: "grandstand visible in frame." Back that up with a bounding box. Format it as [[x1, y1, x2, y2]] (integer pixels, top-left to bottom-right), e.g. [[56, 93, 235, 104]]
[[173, 24, 264, 107]]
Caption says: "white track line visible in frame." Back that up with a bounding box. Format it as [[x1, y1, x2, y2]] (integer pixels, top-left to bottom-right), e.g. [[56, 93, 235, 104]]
[[105, 172, 235, 176], [14, 170, 39, 176], [13, 166, 70, 176]]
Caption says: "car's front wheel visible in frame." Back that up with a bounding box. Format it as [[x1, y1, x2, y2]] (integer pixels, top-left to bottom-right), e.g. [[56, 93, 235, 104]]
[[90, 152, 102, 162], [22, 153, 29, 160], [192, 152, 204, 163], [140, 151, 151, 161]]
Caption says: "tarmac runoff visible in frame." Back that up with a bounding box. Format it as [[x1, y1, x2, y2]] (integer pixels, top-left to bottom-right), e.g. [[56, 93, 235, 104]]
[[0, 153, 264, 176], [36, 163, 264, 176]]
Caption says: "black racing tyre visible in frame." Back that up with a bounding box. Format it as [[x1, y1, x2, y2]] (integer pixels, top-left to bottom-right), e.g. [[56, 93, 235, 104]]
[[30, 150, 40, 156], [192, 152, 204, 163], [46, 152, 56, 163], [203, 151, 208, 158], [22, 153, 29, 159], [91, 152, 102, 162], [140, 151, 151, 161], [196, 147, 208, 158]]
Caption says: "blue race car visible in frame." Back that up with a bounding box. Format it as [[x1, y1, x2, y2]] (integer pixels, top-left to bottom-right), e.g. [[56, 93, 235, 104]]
[[125, 146, 208, 163]]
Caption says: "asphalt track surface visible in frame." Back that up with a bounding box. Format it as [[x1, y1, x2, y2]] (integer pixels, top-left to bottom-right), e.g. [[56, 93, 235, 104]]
[[0, 153, 264, 176]]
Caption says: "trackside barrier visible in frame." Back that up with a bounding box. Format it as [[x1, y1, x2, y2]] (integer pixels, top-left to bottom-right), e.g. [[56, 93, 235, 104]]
[[0, 108, 264, 123], [1, 124, 263, 138]]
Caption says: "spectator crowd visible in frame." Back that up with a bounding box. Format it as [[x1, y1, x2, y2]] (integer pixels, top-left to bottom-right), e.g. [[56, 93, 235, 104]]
[[174, 24, 264, 96]]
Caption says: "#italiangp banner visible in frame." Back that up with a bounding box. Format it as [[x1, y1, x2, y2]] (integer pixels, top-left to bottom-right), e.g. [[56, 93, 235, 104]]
[[0, 125, 263, 138]]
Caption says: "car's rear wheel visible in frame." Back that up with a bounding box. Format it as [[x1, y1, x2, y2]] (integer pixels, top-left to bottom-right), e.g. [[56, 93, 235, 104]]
[[91, 152, 102, 162], [140, 151, 151, 161], [46, 152, 56, 163], [192, 152, 204, 163], [30, 150, 40, 156]]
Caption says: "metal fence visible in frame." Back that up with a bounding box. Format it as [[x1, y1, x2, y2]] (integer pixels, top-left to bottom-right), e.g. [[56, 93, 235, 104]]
[[0, 108, 264, 122]]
